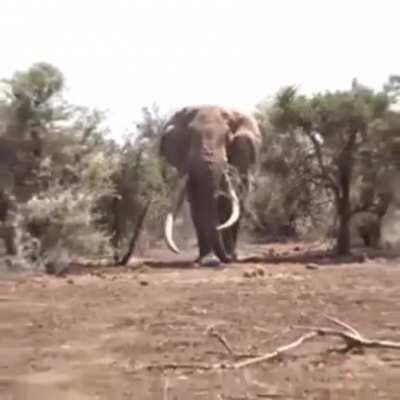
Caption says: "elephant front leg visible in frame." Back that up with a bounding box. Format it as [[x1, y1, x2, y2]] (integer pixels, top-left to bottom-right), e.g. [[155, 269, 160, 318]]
[[217, 174, 245, 261], [188, 180, 231, 266], [217, 194, 236, 259], [189, 205, 213, 263], [187, 184, 211, 261]]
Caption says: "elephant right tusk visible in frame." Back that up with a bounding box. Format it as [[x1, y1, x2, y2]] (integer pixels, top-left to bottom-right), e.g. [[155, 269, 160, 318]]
[[164, 174, 188, 254], [217, 173, 241, 231]]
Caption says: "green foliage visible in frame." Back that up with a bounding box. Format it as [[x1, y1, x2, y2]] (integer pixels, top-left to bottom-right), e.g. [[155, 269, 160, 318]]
[[263, 78, 400, 253], [0, 63, 120, 271], [5, 62, 64, 106], [251, 103, 333, 239], [18, 149, 117, 262], [1, 61, 399, 267], [271, 83, 390, 138], [95, 105, 172, 259]]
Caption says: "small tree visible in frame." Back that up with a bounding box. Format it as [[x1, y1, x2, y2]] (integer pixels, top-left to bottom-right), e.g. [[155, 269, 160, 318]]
[[99, 105, 173, 262], [269, 79, 399, 255], [0, 63, 117, 272], [252, 103, 333, 239]]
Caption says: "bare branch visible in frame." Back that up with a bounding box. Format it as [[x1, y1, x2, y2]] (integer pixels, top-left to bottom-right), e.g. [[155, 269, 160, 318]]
[[315, 327, 400, 351], [207, 326, 259, 360], [233, 332, 318, 369], [304, 131, 339, 194], [234, 317, 400, 369], [134, 362, 214, 372], [133, 318, 400, 375], [117, 199, 152, 266], [207, 326, 236, 357], [324, 315, 361, 337]]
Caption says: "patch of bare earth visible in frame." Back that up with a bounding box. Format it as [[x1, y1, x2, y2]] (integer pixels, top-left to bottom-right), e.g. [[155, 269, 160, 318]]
[[1, 244, 400, 399]]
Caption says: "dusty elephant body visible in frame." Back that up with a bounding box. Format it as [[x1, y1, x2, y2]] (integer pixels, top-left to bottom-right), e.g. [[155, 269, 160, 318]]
[[353, 211, 383, 249], [160, 105, 262, 266]]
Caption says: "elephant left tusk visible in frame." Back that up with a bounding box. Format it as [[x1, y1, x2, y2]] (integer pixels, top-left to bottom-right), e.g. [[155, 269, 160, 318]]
[[164, 212, 181, 254], [164, 123, 175, 133], [163, 174, 188, 254], [217, 173, 241, 231]]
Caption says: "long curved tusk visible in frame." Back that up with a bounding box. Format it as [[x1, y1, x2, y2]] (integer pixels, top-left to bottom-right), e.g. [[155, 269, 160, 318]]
[[164, 123, 175, 133], [164, 212, 181, 253], [217, 173, 241, 231], [164, 175, 188, 254]]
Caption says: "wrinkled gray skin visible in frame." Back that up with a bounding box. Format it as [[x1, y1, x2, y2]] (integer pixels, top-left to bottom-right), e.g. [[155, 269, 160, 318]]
[[160, 105, 262, 266], [354, 212, 382, 248]]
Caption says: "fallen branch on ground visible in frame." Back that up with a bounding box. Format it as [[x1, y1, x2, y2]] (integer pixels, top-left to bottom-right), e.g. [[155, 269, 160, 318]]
[[310, 315, 400, 352], [134, 362, 214, 372], [234, 316, 400, 369], [133, 316, 400, 373], [206, 326, 236, 357], [206, 326, 260, 360], [233, 331, 318, 369]]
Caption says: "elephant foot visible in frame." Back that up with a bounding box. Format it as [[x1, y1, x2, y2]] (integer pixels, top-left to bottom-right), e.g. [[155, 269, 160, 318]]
[[196, 253, 231, 267], [230, 252, 238, 262], [222, 250, 238, 263], [197, 254, 221, 267]]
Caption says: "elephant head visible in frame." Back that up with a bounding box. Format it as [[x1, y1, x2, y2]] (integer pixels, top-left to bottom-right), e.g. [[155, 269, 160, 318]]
[[160, 105, 261, 265]]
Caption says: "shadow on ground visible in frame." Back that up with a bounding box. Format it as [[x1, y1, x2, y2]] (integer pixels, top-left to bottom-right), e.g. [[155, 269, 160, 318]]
[[65, 242, 400, 276]]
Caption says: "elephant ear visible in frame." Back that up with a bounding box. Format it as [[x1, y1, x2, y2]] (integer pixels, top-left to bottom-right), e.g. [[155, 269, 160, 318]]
[[160, 107, 198, 173], [223, 110, 262, 174]]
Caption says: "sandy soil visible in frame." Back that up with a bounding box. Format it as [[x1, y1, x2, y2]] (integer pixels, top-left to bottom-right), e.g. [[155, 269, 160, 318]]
[[1, 243, 400, 399]]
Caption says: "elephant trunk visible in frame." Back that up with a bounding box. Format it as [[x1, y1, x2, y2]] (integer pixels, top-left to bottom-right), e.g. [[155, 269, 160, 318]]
[[163, 174, 188, 254]]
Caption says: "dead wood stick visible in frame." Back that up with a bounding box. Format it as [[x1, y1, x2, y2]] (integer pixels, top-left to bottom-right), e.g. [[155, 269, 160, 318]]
[[135, 362, 214, 372], [320, 316, 400, 350], [163, 375, 169, 400], [117, 200, 151, 266], [235, 319, 400, 370], [206, 326, 259, 360], [324, 315, 362, 337], [207, 326, 235, 356], [135, 318, 400, 374], [312, 327, 400, 350], [233, 332, 318, 369]]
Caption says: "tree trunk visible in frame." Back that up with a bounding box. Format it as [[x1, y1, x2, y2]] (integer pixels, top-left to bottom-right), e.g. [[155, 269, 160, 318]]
[[336, 197, 351, 255], [117, 200, 151, 266], [336, 166, 352, 255], [111, 196, 122, 263]]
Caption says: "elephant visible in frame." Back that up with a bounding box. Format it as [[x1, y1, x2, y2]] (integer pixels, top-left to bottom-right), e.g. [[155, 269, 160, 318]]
[[159, 105, 262, 266], [351, 192, 392, 249]]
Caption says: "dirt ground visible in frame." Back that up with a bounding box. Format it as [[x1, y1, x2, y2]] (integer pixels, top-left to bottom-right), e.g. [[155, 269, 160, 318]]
[[1, 243, 400, 400]]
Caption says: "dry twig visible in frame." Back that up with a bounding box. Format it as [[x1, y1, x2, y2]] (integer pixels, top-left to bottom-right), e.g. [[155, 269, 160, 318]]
[[235, 316, 400, 369], [135, 362, 214, 372], [134, 317, 400, 374], [163, 375, 169, 400], [301, 316, 400, 352], [325, 315, 361, 337], [207, 326, 236, 356], [206, 326, 259, 360], [233, 332, 318, 369]]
